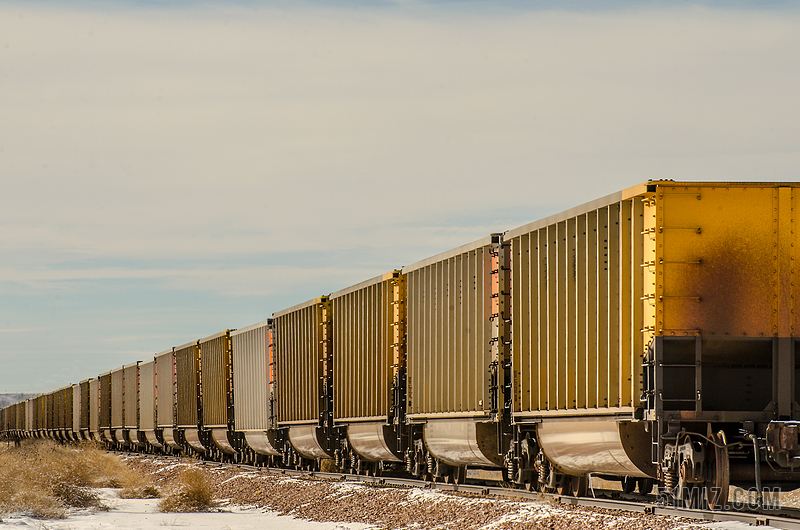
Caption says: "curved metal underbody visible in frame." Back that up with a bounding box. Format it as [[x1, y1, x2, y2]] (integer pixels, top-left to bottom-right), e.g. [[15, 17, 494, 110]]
[[113, 429, 128, 446], [537, 417, 656, 478], [288, 424, 330, 459], [211, 428, 236, 454], [346, 421, 401, 462], [161, 428, 182, 450], [143, 429, 163, 448], [423, 418, 502, 467], [127, 429, 143, 447], [244, 430, 281, 456], [184, 428, 208, 453]]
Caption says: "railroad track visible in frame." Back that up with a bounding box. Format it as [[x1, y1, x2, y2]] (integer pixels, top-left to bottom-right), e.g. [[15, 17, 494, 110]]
[[120, 451, 800, 530]]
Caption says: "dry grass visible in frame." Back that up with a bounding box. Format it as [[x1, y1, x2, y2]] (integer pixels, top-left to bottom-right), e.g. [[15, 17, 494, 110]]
[[0, 439, 158, 519], [119, 483, 161, 499], [158, 468, 216, 512]]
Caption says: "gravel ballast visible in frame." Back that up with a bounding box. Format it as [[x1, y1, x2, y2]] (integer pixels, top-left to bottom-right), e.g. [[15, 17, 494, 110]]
[[122, 455, 706, 530]]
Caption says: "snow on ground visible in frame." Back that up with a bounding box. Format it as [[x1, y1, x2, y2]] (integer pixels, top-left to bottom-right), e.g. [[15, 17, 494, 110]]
[[0, 489, 374, 530]]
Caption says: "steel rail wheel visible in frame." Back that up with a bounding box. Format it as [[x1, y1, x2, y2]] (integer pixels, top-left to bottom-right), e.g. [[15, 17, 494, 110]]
[[705, 431, 730, 510]]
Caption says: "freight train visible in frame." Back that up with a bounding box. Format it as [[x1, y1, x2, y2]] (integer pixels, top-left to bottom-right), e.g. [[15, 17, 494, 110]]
[[4, 181, 800, 510]]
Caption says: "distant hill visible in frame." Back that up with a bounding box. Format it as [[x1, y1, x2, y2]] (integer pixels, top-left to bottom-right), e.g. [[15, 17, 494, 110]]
[[0, 393, 39, 408]]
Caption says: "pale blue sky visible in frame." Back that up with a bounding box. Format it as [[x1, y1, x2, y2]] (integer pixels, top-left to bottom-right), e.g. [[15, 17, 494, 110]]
[[1, 0, 800, 392]]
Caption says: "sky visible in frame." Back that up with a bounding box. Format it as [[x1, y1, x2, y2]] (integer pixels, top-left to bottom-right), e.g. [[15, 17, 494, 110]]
[[1, 0, 800, 393]]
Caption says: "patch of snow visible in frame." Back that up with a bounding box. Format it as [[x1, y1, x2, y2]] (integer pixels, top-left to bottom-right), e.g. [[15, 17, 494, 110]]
[[0, 489, 374, 530], [333, 482, 365, 494]]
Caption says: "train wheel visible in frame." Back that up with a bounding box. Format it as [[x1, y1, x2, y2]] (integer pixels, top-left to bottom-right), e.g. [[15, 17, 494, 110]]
[[572, 475, 588, 497], [704, 431, 730, 510], [453, 466, 466, 485], [555, 474, 571, 495], [621, 476, 637, 494], [637, 478, 655, 495], [683, 486, 703, 509]]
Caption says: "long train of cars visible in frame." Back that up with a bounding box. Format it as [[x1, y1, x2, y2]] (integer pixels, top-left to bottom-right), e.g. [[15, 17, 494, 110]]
[[4, 181, 800, 510]]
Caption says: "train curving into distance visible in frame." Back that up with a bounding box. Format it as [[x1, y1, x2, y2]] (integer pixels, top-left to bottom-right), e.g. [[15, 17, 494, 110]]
[[4, 181, 800, 510]]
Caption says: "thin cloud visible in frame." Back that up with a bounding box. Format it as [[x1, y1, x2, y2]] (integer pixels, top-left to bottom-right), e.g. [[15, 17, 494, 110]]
[[2, 2, 800, 392]]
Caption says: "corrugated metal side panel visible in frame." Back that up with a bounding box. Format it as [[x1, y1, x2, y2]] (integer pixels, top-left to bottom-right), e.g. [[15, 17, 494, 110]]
[[124, 364, 139, 428], [510, 196, 645, 415], [65, 386, 74, 432], [407, 244, 493, 416], [176, 344, 200, 427], [139, 360, 156, 431], [111, 368, 124, 429], [99, 373, 111, 429], [232, 323, 271, 431], [54, 391, 62, 429], [60, 389, 66, 430], [55, 391, 62, 429], [80, 380, 90, 429], [200, 334, 231, 429], [46, 392, 53, 430], [63, 388, 70, 429], [156, 351, 176, 428], [333, 275, 395, 420], [72, 385, 80, 432], [275, 302, 324, 424], [26, 400, 34, 432], [90, 379, 100, 432], [18, 401, 25, 431]]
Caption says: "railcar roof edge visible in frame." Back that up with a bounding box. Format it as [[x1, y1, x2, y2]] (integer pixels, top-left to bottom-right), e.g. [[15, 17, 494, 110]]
[[505, 180, 800, 240], [199, 329, 232, 343], [330, 270, 400, 299], [272, 295, 329, 318], [230, 319, 271, 336], [402, 235, 495, 274]]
